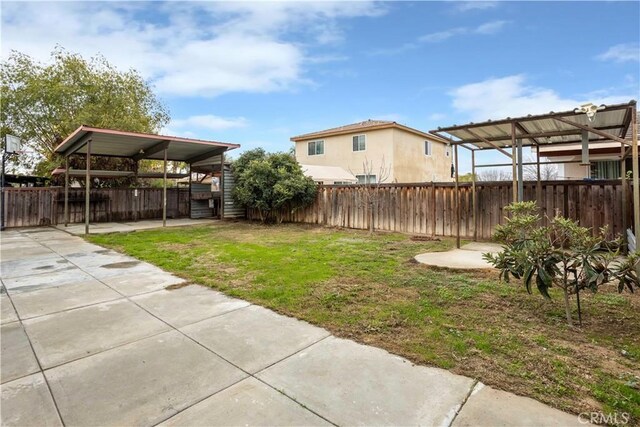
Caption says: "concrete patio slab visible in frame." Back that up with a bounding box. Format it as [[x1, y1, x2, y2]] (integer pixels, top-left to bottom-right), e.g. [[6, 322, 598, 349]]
[[98, 271, 186, 296], [0, 244, 56, 262], [42, 241, 106, 256], [86, 259, 176, 281], [453, 384, 581, 426], [10, 279, 121, 320], [461, 242, 503, 253], [2, 267, 95, 294], [1, 323, 40, 384], [415, 248, 495, 269], [160, 377, 330, 427], [1, 294, 19, 324], [0, 373, 62, 427], [45, 330, 246, 427], [257, 336, 475, 426], [182, 305, 330, 373], [21, 229, 75, 242], [132, 285, 250, 328], [24, 299, 169, 368], [1, 255, 73, 279]]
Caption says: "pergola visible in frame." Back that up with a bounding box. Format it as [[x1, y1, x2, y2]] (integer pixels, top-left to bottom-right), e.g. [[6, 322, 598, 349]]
[[54, 126, 240, 234], [431, 101, 638, 250]]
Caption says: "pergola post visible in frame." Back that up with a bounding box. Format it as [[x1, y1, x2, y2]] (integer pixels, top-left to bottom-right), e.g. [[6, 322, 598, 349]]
[[632, 106, 639, 248], [517, 138, 524, 202], [536, 144, 542, 221], [621, 141, 628, 253], [84, 140, 91, 235], [511, 122, 517, 203], [454, 144, 460, 248], [64, 156, 69, 227], [163, 148, 168, 227], [471, 149, 477, 242]]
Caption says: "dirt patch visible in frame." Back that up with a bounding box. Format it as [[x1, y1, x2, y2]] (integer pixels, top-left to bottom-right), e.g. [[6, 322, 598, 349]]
[[410, 235, 441, 242]]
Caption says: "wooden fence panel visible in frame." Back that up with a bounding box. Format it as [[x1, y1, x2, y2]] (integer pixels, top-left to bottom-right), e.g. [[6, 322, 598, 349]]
[[2, 187, 190, 228], [247, 180, 632, 240]]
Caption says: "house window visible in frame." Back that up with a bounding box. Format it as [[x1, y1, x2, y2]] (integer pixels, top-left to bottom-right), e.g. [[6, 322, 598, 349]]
[[352, 135, 366, 152], [356, 174, 376, 184], [307, 140, 324, 156], [424, 140, 432, 156], [590, 161, 620, 179]]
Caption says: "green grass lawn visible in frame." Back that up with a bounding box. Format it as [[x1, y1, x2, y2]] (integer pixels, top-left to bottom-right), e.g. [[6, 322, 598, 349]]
[[89, 222, 640, 424]]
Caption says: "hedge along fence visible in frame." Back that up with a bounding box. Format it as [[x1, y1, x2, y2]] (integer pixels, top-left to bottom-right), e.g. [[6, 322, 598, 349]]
[[247, 180, 632, 240], [2, 187, 190, 228]]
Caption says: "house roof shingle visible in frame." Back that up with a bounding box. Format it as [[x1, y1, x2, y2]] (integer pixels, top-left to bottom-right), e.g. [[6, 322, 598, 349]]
[[290, 119, 447, 143]]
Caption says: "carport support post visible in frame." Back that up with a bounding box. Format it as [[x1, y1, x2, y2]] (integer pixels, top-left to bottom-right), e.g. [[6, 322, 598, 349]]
[[64, 156, 69, 226], [471, 149, 477, 242], [511, 122, 517, 203], [84, 140, 91, 235], [163, 148, 168, 227], [220, 152, 225, 219], [454, 144, 460, 248]]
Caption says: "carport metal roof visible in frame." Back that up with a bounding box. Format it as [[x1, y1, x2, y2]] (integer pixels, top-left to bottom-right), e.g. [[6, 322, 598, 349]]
[[55, 126, 241, 235], [54, 126, 240, 163]]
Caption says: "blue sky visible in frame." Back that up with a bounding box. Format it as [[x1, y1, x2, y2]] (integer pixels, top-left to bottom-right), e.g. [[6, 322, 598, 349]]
[[2, 1, 639, 172]]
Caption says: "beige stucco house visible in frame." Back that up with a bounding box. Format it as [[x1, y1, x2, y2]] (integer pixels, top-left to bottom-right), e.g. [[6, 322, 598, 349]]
[[291, 120, 452, 183]]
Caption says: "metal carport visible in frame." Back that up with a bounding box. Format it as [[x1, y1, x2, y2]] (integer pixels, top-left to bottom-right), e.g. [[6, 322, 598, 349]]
[[54, 126, 240, 234], [431, 101, 638, 250]]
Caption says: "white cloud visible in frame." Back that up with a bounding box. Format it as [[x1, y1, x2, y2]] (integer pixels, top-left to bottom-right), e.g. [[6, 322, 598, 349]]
[[450, 74, 632, 121], [596, 43, 640, 63], [1, 1, 385, 97], [169, 115, 248, 132], [419, 20, 508, 43], [454, 1, 499, 12], [475, 20, 508, 34]]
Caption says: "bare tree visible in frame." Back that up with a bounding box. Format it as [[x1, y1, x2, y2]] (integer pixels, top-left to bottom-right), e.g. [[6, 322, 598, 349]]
[[477, 169, 512, 181], [351, 157, 391, 234], [523, 156, 559, 181]]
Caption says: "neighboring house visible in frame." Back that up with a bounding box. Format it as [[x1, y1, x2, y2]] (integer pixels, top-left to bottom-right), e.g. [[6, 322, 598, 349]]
[[539, 114, 637, 180], [299, 164, 358, 185], [291, 120, 452, 183]]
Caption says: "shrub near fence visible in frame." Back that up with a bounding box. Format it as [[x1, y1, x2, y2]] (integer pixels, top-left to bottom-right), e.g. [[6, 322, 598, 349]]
[[2, 187, 190, 228], [247, 180, 632, 240]]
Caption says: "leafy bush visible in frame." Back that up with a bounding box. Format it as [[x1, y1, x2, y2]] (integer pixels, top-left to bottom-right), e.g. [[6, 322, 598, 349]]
[[231, 149, 317, 223], [484, 202, 639, 326]]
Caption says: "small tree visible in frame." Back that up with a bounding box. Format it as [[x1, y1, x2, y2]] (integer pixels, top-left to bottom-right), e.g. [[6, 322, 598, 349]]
[[484, 201, 639, 326], [350, 157, 390, 234], [232, 149, 317, 223]]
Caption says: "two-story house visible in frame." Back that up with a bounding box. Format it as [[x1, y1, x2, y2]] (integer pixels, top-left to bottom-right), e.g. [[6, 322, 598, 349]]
[[291, 120, 452, 183]]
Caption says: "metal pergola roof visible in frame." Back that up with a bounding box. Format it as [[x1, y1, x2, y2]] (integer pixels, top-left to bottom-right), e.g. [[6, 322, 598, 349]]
[[427, 101, 639, 252], [54, 126, 240, 163], [431, 101, 635, 150]]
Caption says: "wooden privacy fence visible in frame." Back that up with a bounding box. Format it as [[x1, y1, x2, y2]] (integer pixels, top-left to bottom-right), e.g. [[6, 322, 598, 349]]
[[248, 180, 632, 240], [2, 187, 190, 228]]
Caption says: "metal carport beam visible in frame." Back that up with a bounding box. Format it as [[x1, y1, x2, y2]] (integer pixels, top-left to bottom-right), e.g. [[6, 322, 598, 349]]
[[552, 117, 629, 145], [133, 139, 170, 161], [60, 132, 93, 157], [186, 148, 225, 165]]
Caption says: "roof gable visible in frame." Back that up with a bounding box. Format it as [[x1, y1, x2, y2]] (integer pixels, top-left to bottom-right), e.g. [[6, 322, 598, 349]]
[[291, 119, 447, 143]]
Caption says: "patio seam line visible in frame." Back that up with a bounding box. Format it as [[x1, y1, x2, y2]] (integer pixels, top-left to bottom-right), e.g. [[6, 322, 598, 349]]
[[0, 265, 78, 281], [447, 378, 479, 427], [38, 228, 336, 426], [2, 244, 67, 427]]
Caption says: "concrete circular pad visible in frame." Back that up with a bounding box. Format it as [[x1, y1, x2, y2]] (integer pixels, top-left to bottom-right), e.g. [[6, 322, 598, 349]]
[[414, 242, 503, 269]]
